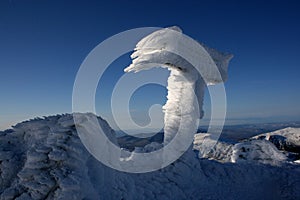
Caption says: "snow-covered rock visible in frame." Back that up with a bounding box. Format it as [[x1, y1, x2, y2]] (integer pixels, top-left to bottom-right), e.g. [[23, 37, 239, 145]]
[[252, 127, 300, 152], [196, 128, 300, 166], [194, 133, 233, 162], [250, 127, 300, 163], [1, 114, 300, 200], [231, 140, 287, 165], [0, 114, 114, 199]]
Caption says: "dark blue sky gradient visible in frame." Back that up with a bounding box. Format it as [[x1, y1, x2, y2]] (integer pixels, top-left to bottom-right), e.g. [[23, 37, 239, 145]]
[[1, 0, 300, 130]]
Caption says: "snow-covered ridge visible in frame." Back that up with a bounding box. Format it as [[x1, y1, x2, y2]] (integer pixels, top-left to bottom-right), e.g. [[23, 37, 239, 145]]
[[0, 114, 109, 199], [248, 127, 300, 163], [1, 114, 300, 199], [251, 127, 300, 150], [194, 127, 300, 166]]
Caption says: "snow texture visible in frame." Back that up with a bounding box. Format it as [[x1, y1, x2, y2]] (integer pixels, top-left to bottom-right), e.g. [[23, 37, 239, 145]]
[[1, 114, 300, 200], [231, 140, 287, 165], [252, 127, 300, 152], [125, 26, 233, 144], [194, 133, 234, 162], [195, 127, 300, 166]]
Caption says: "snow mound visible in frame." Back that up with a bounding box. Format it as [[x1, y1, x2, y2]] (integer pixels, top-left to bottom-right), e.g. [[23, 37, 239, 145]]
[[0, 114, 114, 199], [252, 127, 300, 152], [231, 140, 287, 165], [195, 127, 300, 166], [194, 133, 233, 162]]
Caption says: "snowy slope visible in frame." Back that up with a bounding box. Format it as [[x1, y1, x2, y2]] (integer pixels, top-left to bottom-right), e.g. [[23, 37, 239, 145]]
[[1, 114, 300, 200], [249, 127, 300, 163], [251, 127, 300, 151], [0, 114, 106, 199], [194, 133, 233, 162], [194, 127, 300, 166], [231, 140, 288, 165]]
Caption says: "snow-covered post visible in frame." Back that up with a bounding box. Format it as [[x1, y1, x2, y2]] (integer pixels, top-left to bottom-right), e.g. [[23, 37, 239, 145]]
[[125, 26, 232, 145]]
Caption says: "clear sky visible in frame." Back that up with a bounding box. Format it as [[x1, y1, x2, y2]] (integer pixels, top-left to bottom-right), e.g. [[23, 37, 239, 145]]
[[1, 0, 300, 130]]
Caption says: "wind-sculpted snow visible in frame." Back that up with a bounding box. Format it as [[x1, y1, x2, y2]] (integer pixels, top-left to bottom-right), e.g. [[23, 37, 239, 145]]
[[1, 114, 300, 199], [195, 128, 300, 166], [194, 133, 234, 162], [0, 114, 105, 199], [249, 127, 300, 163], [231, 140, 288, 165], [252, 127, 300, 151], [125, 26, 233, 144]]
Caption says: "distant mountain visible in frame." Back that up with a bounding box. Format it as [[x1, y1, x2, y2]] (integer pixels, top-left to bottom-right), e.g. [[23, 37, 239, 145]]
[[219, 122, 300, 142], [117, 132, 164, 151], [1, 114, 299, 199], [250, 127, 300, 161]]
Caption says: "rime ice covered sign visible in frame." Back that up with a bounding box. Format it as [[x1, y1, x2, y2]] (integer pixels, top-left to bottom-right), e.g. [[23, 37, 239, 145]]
[[125, 26, 233, 144]]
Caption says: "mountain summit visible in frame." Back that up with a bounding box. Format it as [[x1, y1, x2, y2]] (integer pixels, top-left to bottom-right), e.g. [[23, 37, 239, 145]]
[[1, 114, 299, 199]]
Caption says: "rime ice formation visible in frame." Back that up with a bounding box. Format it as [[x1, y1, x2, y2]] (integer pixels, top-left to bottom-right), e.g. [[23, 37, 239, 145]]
[[0, 114, 114, 199], [194, 127, 300, 165], [1, 115, 300, 199], [252, 127, 300, 152], [231, 140, 288, 165], [125, 26, 233, 144]]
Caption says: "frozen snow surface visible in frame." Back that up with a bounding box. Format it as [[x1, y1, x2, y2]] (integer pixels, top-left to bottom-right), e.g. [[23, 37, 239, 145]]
[[1, 114, 300, 200]]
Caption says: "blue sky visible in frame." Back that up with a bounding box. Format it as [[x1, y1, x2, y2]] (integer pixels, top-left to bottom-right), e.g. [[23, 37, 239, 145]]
[[1, 0, 300, 130]]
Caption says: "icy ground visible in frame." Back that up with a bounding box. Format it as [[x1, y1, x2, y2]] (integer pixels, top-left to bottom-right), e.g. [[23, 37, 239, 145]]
[[1, 114, 300, 199]]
